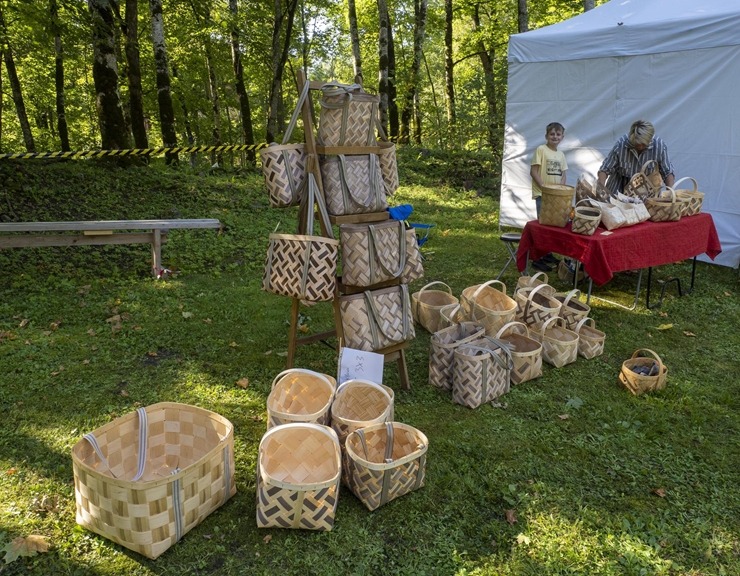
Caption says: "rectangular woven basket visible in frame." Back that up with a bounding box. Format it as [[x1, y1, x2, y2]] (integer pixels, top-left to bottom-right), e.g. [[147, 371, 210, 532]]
[[452, 338, 512, 408], [320, 154, 387, 216], [539, 184, 574, 227], [72, 402, 236, 559], [318, 84, 379, 147], [428, 321, 485, 390]]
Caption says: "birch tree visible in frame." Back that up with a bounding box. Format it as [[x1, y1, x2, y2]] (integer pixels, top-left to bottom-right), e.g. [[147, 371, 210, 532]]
[[347, 0, 363, 84], [400, 0, 427, 144], [50, 0, 70, 151], [123, 0, 147, 149], [229, 0, 255, 162], [149, 0, 177, 162]]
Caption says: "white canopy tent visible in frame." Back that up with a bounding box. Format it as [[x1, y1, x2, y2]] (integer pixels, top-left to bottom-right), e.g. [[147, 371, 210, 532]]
[[500, 0, 740, 268]]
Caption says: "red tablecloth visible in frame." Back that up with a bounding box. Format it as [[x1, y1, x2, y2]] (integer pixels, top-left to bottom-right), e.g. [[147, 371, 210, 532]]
[[516, 213, 722, 286]]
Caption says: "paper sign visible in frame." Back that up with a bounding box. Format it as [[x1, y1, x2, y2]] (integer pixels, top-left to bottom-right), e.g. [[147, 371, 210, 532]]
[[337, 347, 384, 385]]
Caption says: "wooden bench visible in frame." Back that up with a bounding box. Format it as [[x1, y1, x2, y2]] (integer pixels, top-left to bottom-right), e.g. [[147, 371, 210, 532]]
[[0, 219, 222, 277]]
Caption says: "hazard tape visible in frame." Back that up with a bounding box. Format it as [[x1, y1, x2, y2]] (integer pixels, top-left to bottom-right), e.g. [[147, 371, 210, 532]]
[[0, 143, 269, 160]]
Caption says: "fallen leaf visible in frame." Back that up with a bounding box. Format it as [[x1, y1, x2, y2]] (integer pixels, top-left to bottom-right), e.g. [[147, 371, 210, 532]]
[[6, 468, 17, 475], [276, 351, 288, 357], [19, 319, 30, 328], [120, 389, 129, 397], [31, 495, 59, 514], [3, 535, 49, 564], [516, 533, 530, 545], [724, 291, 732, 297], [203, 318, 212, 324], [82, 359, 90, 365], [656, 323, 673, 331], [263, 534, 272, 544], [147, 351, 158, 358], [683, 331, 696, 337], [229, 342, 238, 348], [558, 414, 570, 420], [87, 329, 96, 336], [182, 312, 193, 319], [298, 324, 310, 334], [658, 311, 668, 317], [264, 350, 273, 355], [49, 321, 61, 331], [106, 314, 121, 324], [236, 377, 250, 389], [652, 487, 667, 498], [505, 509, 517, 525]]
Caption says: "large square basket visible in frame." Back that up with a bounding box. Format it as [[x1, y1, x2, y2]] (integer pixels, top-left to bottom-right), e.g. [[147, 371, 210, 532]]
[[72, 402, 236, 559]]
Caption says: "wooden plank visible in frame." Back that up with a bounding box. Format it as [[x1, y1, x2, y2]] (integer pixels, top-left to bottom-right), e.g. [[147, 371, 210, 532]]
[[0, 232, 165, 249], [329, 212, 389, 225], [0, 219, 221, 233], [316, 145, 381, 156]]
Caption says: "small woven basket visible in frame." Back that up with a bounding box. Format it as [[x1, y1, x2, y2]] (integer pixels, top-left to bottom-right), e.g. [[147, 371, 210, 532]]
[[515, 283, 562, 327], [574, 317, 605, 359], [494, 321, 543, 385], [452, 338, 513, 409], [343, 422, 428, 511], [619, 348, 668, 395], [330, 379, 394, 446], [571, 200, 602, 236], [460, 279, 518, 336], [646, 187, 682, 222], [429, 321, 486, 390], [72, 403, 236, 559], [256, 423, 341, 531], [266, 369, 335, 429], [554, 289, 590, 330], [318, 83, 379, 147], [539, 184, 575, 227], [437, 303, 466, 330], [530, 316, 579, 368], [673, 177, 704, 216], [515, 271, 555, 295], [411, 281, 459, 333]]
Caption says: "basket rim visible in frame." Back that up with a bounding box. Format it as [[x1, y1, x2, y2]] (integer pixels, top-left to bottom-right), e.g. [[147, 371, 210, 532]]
[[344, 422, 428, 471]]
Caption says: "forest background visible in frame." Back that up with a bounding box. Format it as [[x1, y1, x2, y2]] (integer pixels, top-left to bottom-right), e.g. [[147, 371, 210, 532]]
[[1, 0, 605, 161]]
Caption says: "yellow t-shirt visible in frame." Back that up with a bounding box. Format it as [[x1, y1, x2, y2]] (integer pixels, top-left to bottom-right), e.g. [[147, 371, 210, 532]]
[[531, 144, 567, 198]]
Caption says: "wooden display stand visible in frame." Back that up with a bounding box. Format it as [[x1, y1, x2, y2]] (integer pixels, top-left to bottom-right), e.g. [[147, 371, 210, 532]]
[[285, 71, 410, 389]]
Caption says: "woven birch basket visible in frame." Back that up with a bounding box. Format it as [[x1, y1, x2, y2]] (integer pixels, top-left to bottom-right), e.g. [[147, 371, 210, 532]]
[[574, 317, 606, 359], [411, 281, 459, 333], [646, 187, 682, 222], [530, 316, 579, 368], [619, 348, 668, 395], [673, 176, 704, 216], [343, 422, 428, 511], [266, 369, 335, 429], [437, 303, 466, 330], [494, 321, 543, 385], [571, 199, 602, 236], [460, 279, 518, 336], [515, 283, 562, 327], [320, 153, 387, 216], [377, 141, 400, 196], [339, 285, 414, 352], [515, 271, 555, 295], [330, 380, 394, 446], [318, 83, 379, 147], [72, 402, 236, 559], [452, 338, 513, 409], [539, 184, 575, 227], [554, 289, 590, 329], [256, 423, 341, 531], [428, 321, 486, 390]]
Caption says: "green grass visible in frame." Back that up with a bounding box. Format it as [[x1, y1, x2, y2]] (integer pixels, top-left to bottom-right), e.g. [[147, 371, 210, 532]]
[[0, 150, 738, 575]]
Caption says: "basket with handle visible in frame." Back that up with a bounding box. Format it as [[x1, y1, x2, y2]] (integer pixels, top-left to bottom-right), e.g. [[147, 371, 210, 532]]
[[318, 82, 379, 147], [341, 220, 423, 287], [262, 173, 339, 302], [339, 284, 414, 351], [460, 279, 518, 336], [515, 271, 555, 295], [330, 379, 394, 446], [554, 289, 590, 329], [411, 281, 459, 333], [539, 184, 575, 227], [673, 177, 704, 216], [428, 321, 486, 391], [494, 321, 543, 385], [266, 369, 335, 429], [437, 303, 466, 330], [573, 317, 606, 359], [641, 159, 664, 192], [256, 423, 341, 531], [625, 160, 661, 200], [515, 283, 562, 327], [452, 338, 513, 409], [530, 316, 579, 368], [619, 348, 668, 395], [320, 153, 387, 216], [72, 402, 236, 559], [343, 421, 428, 511], [259, 81, 311, 208], [571, 199, 602, 236], [646, 187, 682, 222]]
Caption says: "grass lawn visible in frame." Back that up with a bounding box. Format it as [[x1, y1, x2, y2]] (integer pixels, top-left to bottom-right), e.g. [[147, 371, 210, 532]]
[[0, 150, 738, 575]]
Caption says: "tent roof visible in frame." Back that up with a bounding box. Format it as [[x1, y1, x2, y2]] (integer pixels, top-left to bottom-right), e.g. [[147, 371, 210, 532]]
[[508, 0, 740, 63]]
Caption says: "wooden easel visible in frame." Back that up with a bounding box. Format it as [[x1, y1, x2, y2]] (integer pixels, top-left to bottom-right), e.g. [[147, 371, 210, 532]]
[[285, 70, 410, 389]]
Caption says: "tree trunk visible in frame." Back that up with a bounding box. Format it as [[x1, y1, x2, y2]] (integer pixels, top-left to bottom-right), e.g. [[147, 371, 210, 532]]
[[267, 0, 299, 143], [50, 0, 70, 151], [89, 0, 129, 151], [149, 0, 177, 163], [0, 51, 4, 153], [407, 0, 427, 144], [205, 41, 222, 165], [377, 0, 390, 137], [518, 0, 528, 33], [124, 0, 148, 149], [584, 0, 595, 11], [347, 0, 363, 84], [0, 5, 35, 152], [229, 0, 255, 163], [473, 6, 496, 150], [387, 13, 398, 139], [444, 0, 455, 142]]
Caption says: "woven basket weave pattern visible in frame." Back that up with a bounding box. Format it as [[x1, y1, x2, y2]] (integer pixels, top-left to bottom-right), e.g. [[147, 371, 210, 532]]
[[72, 403, 236, 559], [452, 340, 511, 408], [530, 317, 578, 368], [266, 370, 334, 429], [330, 380, 394, 446], [515, 284, 562, 327], [539, 184, 574, 227], [319, 93, 378, 147], [495, 322, 542, 385], [321, 154, 387, 216], [428, 322, 486, 390], [259, 144, 308, 208], [619, 348, 667, 395], [460, 280, 517, 336], [412, 282, 458, 334], [340, 285, 414, 352], [574, 318, 605, 359], [377, 141, 400, 195]]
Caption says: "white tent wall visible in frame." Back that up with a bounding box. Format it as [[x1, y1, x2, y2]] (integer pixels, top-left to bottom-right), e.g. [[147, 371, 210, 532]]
[[500, 0, 740, 268]]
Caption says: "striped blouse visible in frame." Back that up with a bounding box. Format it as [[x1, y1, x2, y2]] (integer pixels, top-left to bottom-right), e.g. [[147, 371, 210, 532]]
[[599, 135, 675, 196]]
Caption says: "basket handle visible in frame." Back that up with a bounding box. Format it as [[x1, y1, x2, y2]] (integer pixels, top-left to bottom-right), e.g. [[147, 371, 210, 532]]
[[672, 176, 697, 193], [630, 348, 664, 374], [419, 280, 453, 297], [459, 337, 514, 371], [519, 282, 552, 324], [656, 186, 676, 203], [355, 421, 395, 463], [640, 159, 659, 175], [495, 321, 529, 340], [559, 289, 582, 309], [471, 279, 507, 300], [83, 406, 148, 481], [270, 368, 333, 391], [538, 315, 566, 337], [574, 316, 595, 334], [363, 285, 411, 346], [279, 80, 311, 145], [336, 154, 382, 209], [368, 221, 407, 278]]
